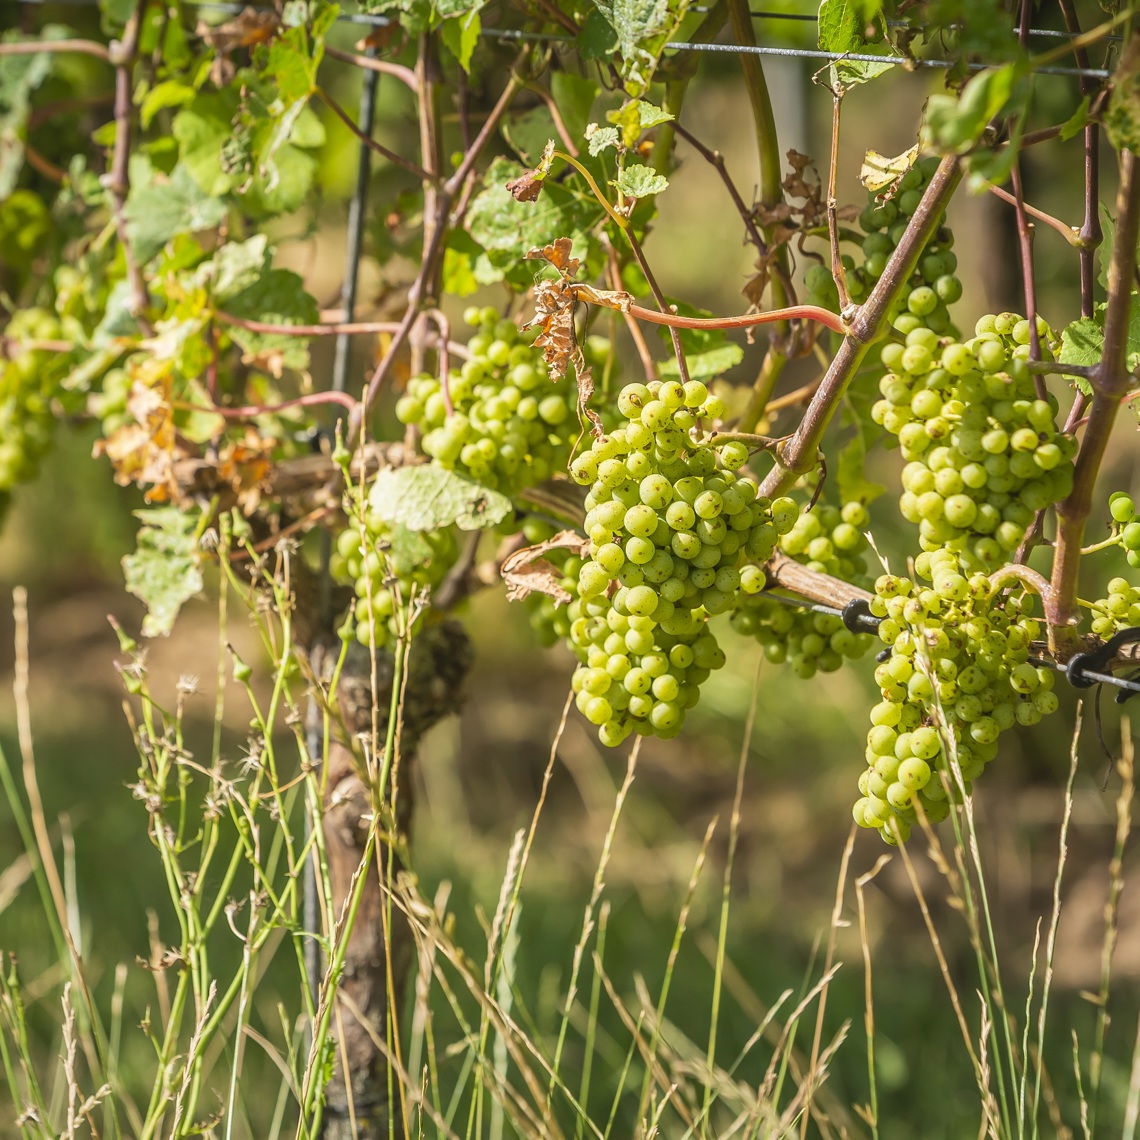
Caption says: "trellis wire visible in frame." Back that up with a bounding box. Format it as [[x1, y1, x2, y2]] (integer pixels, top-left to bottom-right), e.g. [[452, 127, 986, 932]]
[[14, 0, 1116, 80], [758, 589, 1140, 698]]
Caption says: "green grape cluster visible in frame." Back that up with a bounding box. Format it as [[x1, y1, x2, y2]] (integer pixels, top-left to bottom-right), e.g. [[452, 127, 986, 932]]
[[731, 500, 874, 677], [1088, 576, 1140, 638], [332, 511, 459, 649], [395, 307, 588, 494], [563, 379, 798, 745], [1106, 491, 1140, 569], [853, 550, 1059, 844], [850, 155, 961, 331], [0, 307, 66, 496], [871, 316, 1076, 569]]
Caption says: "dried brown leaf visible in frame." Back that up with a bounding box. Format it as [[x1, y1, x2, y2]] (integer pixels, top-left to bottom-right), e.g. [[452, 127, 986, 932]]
[[501, 530, 588, 602], [526, 237, 579, 277], [93, 364, 188, 503], [506, 138, 556, 202], [196, 6, 280, 51], [216, 429, 274, 514], [528, 277, 579, 379]]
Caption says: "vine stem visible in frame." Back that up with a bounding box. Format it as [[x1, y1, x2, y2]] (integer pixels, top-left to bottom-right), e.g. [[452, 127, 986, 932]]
[[323, 47, 416, 91], [727, 0, 795, 431], [1048, 147, 1140, 660], [105, 5, 150, 323], [357, 66, 525, 426], [758, 154, 964, 498], [570, 289, 847, 335], [316, 87, 436, 183], [0, 38, 111, 61], [986, 182, 1080, 246]]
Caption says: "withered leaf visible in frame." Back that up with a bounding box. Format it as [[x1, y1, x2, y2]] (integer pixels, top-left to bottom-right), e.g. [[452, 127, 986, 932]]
[[526, 236, 579, 277], [528, 276, 579, 380], [501, 530, 588, 603], [506, 138, 556, 202], [94, 369, 187, 503], [859, 144, 919, 196], [196, 6, 279, 51]]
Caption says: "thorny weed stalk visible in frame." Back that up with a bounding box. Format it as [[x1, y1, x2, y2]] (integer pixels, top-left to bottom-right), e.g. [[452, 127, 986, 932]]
[[1, 557, 1138, 1138]]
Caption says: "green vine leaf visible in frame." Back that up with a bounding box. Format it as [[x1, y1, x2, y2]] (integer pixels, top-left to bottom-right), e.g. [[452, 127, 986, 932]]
[[368, 465, 512, 531], [125, 165, 228, 263], [586, 125, 620, 156], [123, 507, 205, 637], [817, 0, 893, 92], [223, 269, 320, 372], [1105, 34, 1140, 153], [659, 343, 743, 381], [924, 63, 1026, 153], [615, 163, 668, 198], [1059, 297, 1140, 394]]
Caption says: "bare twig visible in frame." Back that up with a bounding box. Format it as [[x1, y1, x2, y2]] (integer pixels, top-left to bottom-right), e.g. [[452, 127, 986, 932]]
[[1048, 146, 1140, 660], [0, 38, 111, 61], [104, 7, 150, 322], [316, 87, 436, 183], [324, 46, 416, 91]]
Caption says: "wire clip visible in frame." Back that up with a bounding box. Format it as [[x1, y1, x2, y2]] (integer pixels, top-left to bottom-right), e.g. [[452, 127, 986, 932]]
[[1064, 627, 1140, 703]]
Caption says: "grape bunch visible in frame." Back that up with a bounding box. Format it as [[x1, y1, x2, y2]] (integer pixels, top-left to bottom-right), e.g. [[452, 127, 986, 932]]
[[1088, 576, 1140, 639], [850, 155, 961, 332], [332, 513, 459, 649], [396, 307, 589, 495], [871, 317, 1076, 569], [563, 379, 798, 745], [0, 307, 69, 499], [853, 550, 1058, 844], [1106, 491, 1140, 570], [731, 499, 874, 677]]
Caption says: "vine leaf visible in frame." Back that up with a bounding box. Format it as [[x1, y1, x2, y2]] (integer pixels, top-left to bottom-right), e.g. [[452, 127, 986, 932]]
[[924, 63, 1025, 153], [1105, 33, 1140, 153], [502, 531, 588, 603], [123, 507, 205, 638], [125, 165, 228, 263], [615, 163, 668, 198], [222, 269, 320, 374], [367, 466, 512, 531], [817, 0, 893, 92], [1059, 298, 1140, 394]]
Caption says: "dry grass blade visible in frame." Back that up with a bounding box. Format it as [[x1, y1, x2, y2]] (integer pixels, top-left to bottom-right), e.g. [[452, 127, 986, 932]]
[[897, 834, 982, 1078], [1087, 715, 1134, 1132], [803, 826, 857, 1140], [1029, 702, 1082, 1134], [169, 980, 217, 1137], [855, 853, 891, 1139]]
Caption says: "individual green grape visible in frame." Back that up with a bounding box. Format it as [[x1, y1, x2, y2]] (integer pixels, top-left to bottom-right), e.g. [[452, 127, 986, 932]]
[[565, 379, 797, 744], [853, 550, 1057, 844]]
